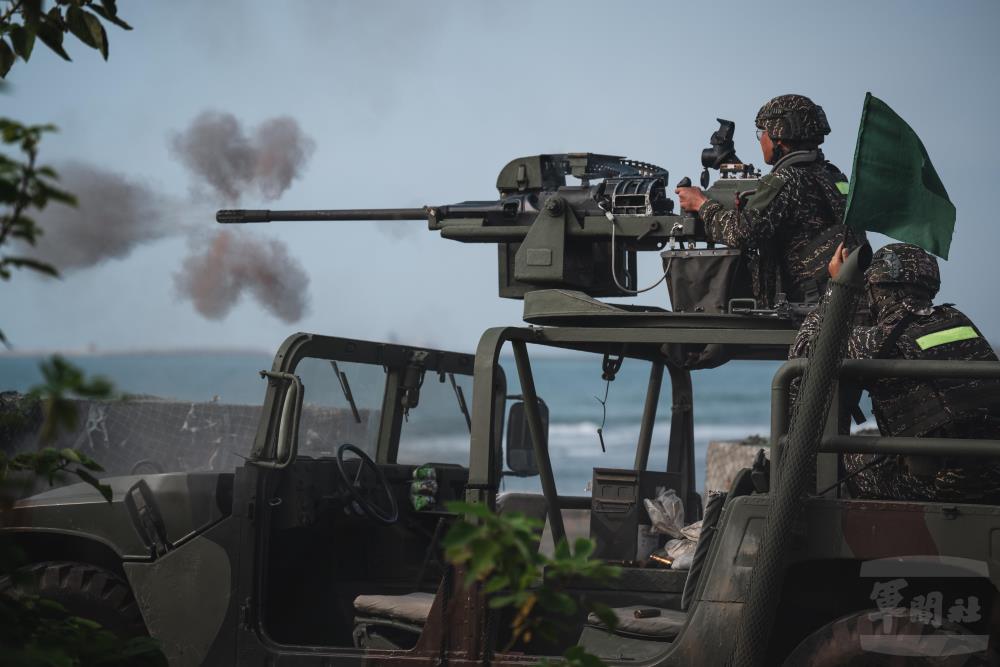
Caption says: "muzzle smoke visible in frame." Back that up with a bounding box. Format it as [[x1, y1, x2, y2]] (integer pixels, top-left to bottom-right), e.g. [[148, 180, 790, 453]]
[[174, 229, 310, 324], [21, 112, 316, 324], [170, 111, 315, 202], [29, 163, 174, 272]]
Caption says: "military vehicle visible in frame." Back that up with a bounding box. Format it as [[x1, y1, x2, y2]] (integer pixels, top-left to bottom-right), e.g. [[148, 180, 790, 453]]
[[3, 123, 1000, 666]]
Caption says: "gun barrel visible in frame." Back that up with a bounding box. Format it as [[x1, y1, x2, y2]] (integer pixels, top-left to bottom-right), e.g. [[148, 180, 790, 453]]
[[216, 208, 429, 224]]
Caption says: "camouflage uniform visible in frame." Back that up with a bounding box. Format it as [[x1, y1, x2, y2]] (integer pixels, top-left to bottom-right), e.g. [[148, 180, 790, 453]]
[[698, 95, 865, 307], [791, 244, 1000, 502]]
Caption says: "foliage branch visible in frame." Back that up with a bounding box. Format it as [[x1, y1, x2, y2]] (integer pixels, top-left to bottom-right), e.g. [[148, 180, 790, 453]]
[[0, 5, 164, 657], [0, 0, 132, 78], [442, 500, 620, 665]]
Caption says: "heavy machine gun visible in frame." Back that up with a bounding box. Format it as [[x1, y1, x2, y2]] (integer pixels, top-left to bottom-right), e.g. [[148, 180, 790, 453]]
[[218, 121, 763, 311]]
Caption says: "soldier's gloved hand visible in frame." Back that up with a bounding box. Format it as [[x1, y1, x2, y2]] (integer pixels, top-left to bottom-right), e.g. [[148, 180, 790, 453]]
[[827, 241, 849, 278], [674, 186, 708, 213]]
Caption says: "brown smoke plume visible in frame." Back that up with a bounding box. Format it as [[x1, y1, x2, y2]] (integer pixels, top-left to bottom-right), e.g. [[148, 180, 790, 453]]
[[170, 111, 315, 202], [174, 229, 310, 323], [29, 163, 176, 272]]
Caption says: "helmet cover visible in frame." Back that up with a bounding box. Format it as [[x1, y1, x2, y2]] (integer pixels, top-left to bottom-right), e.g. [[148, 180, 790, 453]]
[[755, 94, 831, 143], [865, 243, 940, 295]]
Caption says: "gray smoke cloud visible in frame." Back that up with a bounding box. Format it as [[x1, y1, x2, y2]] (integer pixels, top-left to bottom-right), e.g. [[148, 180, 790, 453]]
[[19, 112, 316, 324], [174, 229, 310, 323], [170, 111, 315, 202], [28, 163, 176, 272]]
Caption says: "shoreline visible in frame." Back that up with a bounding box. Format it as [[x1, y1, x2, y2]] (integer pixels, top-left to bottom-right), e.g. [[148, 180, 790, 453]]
[[0, 347, 274, 359]]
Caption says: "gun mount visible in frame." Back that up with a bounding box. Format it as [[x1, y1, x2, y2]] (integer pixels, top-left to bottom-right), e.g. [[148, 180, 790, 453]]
[[218, 124, 763, 310], [699, 118, 760, 187]]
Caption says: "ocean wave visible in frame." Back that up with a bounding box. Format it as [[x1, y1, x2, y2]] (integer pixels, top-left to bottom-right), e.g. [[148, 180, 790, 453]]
[[542, 420, 770, 439], [398, 420, 770, 464]]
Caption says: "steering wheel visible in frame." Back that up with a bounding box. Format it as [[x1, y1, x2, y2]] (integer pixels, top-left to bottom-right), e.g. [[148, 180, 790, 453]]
[[335, 443, 398, 525]]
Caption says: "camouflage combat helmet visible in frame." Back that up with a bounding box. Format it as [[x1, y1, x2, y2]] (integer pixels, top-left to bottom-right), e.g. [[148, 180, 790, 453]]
[[865, 243, 940, 294], [755, 94, 831, 143]]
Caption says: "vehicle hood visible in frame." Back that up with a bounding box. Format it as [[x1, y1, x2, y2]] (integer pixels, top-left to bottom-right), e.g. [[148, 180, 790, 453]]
[[4, 472, 235, 559]]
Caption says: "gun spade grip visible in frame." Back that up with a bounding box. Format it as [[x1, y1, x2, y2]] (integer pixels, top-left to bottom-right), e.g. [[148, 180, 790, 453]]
[[674, 177, 699, 224]]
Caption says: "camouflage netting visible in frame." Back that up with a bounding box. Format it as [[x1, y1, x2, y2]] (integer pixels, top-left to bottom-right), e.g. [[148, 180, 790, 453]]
[[0, 392, 375, 489]]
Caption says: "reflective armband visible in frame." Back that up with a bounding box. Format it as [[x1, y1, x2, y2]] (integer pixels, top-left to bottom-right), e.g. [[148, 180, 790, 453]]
[[915, 326, 979, 350]]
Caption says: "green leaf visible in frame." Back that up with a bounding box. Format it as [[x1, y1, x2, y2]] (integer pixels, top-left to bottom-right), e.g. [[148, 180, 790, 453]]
[[76, 375, 113, 398], [53, 400, 79, 434], [33, 447, 61, 468], [1, 256, 59, 278], [59, 448, 81, 463], [76, 451, 104, 472], [35, 17, 72, 61], [468, 540, 501, 580], [74, 468, 112, 502], [441, 520, 478, 550], [572, 537, 595, 560], [0, 38, 14, 78], [66, 7, 107, 58], [444, 500, 492, 520], [487, 593, 522, 609], [563, 645, 609, 667], [0, 328, 9, 349], [82, 9, 109, 54], [37, 180, 77, 206], [21, 0, 43, 29], [113, 636, 169, 664], [66, 7, 94, 46], [35, 597, 68, 614], [589, 602, 619, 631], [9, 25, 36, 61], [540, 590, 576, 616], [95, 20, 108, 59], [483, 574, 510, 594], [95, 0, 133, 30], [96, 482, 113, 502], [74, 616, 102, 630]]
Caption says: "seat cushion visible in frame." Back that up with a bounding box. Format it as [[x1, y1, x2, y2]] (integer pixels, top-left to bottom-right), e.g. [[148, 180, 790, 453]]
[[353, 592, 435, 625], [586, 606, 686, 640]]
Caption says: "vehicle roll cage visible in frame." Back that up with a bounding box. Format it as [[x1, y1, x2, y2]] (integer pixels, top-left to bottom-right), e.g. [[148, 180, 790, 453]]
[[466, 328, 1000, 547], [771, 358, 1000, 493], [465, 323, 797, 545]]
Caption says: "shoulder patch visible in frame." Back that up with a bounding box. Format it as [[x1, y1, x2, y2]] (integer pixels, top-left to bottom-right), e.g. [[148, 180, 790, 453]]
[[745, 172, 787, 212]]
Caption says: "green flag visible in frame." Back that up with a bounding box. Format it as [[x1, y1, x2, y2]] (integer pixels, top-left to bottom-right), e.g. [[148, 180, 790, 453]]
[[844, 92, 955, 259]]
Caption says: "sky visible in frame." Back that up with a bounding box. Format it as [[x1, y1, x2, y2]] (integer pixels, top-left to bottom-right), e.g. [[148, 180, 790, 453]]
[[2, 0, 999, 355]]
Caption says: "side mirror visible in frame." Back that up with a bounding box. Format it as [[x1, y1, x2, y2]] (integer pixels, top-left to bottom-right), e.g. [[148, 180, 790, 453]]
[[505, 399, 548, 477]]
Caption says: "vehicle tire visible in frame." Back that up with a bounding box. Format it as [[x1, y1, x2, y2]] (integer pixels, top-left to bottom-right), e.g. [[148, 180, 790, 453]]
[[782, 609, 999, 666], [0, 561, 147, 637]]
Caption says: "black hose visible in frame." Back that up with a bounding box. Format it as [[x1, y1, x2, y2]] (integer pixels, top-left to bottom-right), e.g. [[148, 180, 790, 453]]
[[727, 246, 868, 667]]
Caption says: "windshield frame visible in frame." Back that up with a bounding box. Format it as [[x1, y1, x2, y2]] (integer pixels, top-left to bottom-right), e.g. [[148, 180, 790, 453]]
[[252, 333, 480, 465]]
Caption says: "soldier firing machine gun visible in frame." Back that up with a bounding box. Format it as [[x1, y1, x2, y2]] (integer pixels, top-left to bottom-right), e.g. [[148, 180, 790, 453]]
[[218, 121, 806, 319]]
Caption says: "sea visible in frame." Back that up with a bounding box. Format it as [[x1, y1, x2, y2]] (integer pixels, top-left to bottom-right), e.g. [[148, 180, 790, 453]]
[[0, 351, 786, 496]]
